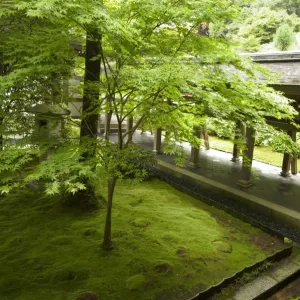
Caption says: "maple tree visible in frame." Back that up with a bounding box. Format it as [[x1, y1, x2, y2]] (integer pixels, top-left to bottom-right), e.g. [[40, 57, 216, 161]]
[[0, 0, 298, 249]]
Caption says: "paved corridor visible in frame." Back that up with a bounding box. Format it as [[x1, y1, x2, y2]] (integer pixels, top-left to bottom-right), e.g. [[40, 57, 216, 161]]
[[108, 131, 300, 214]]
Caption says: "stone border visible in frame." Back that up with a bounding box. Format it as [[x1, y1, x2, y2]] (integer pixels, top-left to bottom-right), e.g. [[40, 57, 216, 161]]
[[186, 247, 293, 300], [154, 160, 300, 242], [233, 255, 300, 300]]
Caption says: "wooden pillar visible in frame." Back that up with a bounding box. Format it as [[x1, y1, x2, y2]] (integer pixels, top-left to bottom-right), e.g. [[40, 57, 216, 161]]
[[291, 131, 298, 175], [127, 117, 133, 132], [280, 131, 293, 177], [231, 143, 240, 162], [231, 121, 244, 162], [104, 111, 112, 139], [189, 127, 201, 168], [281, 153, 291, 177], [200, 125, 210, 150], [203, 129, 210, 150], [238, 127, 255, 187], [153, 128, 162, 154]]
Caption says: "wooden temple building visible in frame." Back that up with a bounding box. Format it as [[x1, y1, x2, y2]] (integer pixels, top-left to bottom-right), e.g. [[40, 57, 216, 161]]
[[68, 51, 300, 187], [189, 52, 300, 186]]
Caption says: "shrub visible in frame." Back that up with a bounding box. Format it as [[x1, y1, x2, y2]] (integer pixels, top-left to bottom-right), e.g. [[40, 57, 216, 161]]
[[254, 128, 272, 146], [236, 7, 293, 44], [269, 132, 300, 158], [230, 6, 300, 51], [274, 24, 295, 51], [241, 35, 262, 52], [206, 119, 235, 139]]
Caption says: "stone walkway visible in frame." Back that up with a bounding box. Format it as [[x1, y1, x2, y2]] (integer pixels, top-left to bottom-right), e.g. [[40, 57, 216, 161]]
[[268, 276, 300, 299], [115, 131, 300, 214], [234, 253, 300, 300]]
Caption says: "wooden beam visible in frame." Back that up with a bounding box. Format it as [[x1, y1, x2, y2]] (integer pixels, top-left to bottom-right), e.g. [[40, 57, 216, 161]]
[[291, 131, 298, 175], [231, 121, 244, 162], [153, 128, 162, 154], [280, 131, 293, 177], [266, 120, 299, 132], [281, 152, 291, 177], [189, 127, 201, 168]]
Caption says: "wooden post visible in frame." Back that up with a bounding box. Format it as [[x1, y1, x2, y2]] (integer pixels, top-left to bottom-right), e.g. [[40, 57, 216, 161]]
[[231, 143, 240, 162], [153, 128, 162, 154], [203, 129, 210, 150], [281, 153, 291, 177], [231, 121, 243, 162], [291, 131, 298, 175], [238, 127, 255, 187], [280, 131, 293, 177], [189, 127, 201, 168], [127, 117, 133, 132], [200, 129, 209, 150], [240, 122, 246, 147], [104, 111, 112, 140]]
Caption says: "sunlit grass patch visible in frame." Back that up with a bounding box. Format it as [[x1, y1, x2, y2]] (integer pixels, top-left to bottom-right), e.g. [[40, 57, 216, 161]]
[[209, 136, 300, 169]]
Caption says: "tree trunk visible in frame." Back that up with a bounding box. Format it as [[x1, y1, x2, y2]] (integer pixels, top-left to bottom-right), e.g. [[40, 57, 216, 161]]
[[80, 29, 101, 142], [68, 29, 101, 208], [102, 176, 117, 250]]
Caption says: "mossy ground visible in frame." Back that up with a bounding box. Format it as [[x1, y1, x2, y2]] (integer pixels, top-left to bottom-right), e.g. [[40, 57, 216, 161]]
[[0, 179, 285, 300]]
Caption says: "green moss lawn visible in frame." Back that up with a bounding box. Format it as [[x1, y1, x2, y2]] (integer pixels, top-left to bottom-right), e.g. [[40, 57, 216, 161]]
[[209, 136, 300, 170], [0, 179, 285, 300]]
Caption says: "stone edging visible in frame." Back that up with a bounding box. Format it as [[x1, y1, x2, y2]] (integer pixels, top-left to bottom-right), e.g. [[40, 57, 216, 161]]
[[186, 247, 293, 300]]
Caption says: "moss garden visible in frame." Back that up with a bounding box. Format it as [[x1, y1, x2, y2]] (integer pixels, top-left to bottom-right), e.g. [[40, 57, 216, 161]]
[[0, 179, 285, 300]]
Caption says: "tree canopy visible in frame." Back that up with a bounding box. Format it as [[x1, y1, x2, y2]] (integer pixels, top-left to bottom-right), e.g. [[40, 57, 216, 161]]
[[1, 0, 298, 190], [1, 0, 299, 248]]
